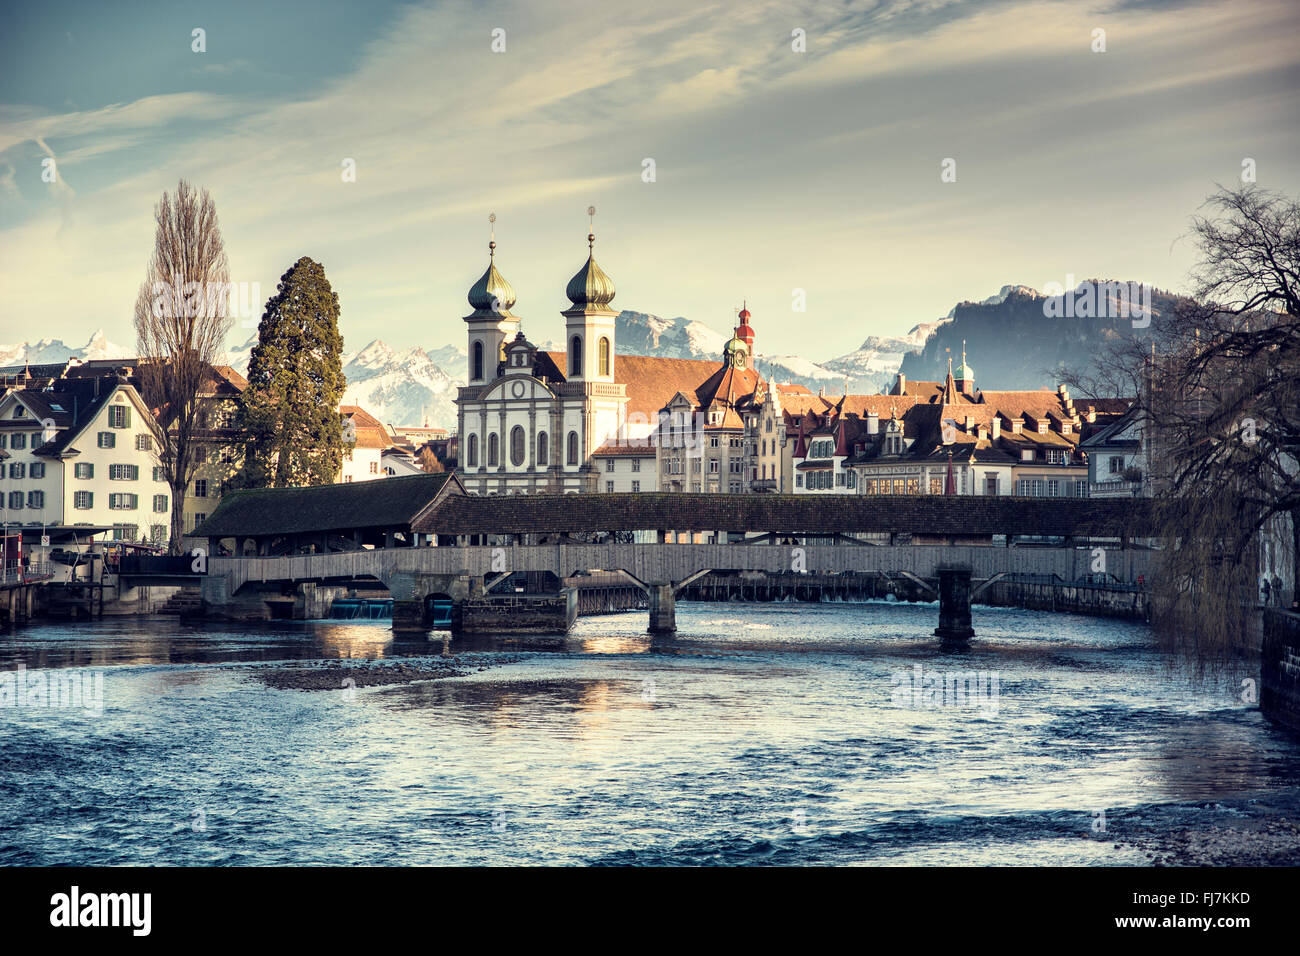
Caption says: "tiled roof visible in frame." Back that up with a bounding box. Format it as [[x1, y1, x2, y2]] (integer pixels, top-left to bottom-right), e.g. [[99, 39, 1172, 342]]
[[592, 443, 657, 457], [342, 405, 391, 449], [413, 491, 1156, 537], [196, 472, 463, 537], [616, 354, 729, 417]]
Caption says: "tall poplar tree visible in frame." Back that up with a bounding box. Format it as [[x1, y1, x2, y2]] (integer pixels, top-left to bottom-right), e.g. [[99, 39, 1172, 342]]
[[239, 257, 346, 487]]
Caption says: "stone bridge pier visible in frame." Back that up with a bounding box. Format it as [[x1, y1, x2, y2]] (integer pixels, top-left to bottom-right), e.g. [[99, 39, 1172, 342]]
[[387, 570, 474, 635], [647, 583, 676, 634]]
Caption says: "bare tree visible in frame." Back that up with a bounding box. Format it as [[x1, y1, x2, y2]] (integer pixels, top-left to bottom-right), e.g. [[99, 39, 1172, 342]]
[[416, 446, 445, 473], [1144, 186, 1300, 659], [133, 180, 233, 554]]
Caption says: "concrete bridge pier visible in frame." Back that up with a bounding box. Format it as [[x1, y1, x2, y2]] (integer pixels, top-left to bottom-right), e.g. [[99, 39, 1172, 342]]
[[934, 565, 975, 645], [647, 583, 676, 634]]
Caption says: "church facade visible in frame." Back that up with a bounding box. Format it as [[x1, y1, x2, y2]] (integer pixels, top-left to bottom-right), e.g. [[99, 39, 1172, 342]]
[[455, 227, 751, 496]]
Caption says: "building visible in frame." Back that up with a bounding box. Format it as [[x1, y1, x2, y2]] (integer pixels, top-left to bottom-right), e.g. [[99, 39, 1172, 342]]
[[1080, 404, 1148, 497], [788, 357, 1130, 497], [455, 225, 748, 495], [0, 374, 167, 545], [339, 405, 390, 483], [183, 365, 248, 534], [656, 307, 767, 494]]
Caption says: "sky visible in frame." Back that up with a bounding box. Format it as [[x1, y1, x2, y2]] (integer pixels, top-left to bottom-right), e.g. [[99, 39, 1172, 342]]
[[1, 0, 1297, 362]]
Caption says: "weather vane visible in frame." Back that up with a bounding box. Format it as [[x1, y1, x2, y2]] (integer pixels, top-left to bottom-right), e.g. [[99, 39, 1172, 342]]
[[587, 205, 596, 249], [488, 212, 496, 256]]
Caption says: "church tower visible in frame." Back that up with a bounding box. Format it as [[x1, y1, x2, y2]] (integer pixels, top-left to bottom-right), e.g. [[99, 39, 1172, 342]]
[[463, 213, 519, 386], [562, 208, 617, 384]]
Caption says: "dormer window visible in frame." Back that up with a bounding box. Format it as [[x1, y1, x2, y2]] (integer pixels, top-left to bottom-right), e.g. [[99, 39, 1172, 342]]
[[1036, 421, 1047, 434], [1021, 449, 1034, 461]]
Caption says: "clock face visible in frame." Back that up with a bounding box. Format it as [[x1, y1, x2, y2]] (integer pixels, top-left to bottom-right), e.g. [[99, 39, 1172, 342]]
[[726, 337, 747, 368]]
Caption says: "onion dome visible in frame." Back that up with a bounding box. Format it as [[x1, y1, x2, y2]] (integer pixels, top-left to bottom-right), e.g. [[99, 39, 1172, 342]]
[[565, 232, 616, 310], [466, 240, 517, 317]]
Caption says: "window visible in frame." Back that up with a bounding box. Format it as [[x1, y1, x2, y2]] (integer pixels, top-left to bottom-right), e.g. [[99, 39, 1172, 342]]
[[153, 494, 169, 513], [567, 431, 579, 465], [985, 475, 998, 495], [98, 432, 115, 449], [112, 525, 138, 542], [1021, 449, 1034, 461], [1047, 449, 1066, 465], [10, 433, 26, 450], [930, 477, 944, 494], [569, 336, 583, 376], [631, 459, 640, 473], [150, 525, 167, 545], [74, 491, 93, 509], [605, 481, 614, 492], [29, 462, 44, 479], [605, 459, 615, 473], [0, 435, 5, 449], [74, 462, 94, 479], [510, 426, 525, 467], [136, 434, 152, 451], [795, 475, 803, 488], [846, 471, 856, 489], [193, 513, 206, 528], [766, 419, 773, 433], [472, 341, 484, 381], [26, 491, 44, 509], [599, 337, 610, 377], [193, 479, 208, 498], [109, 493, 138, 510], [709, 459, 719, 474], [8, 463, 23, 479], [369, 461, 379, 474], [1108, 456, 1123, 475], [537, 432, 548, 467], [467, 434, 479, 468], [109, 464, 139, 481], [487, 433, 499, 467], [343, 475, 353, 483], [153, 466, 165, 482], [1075, 479, 1089, 497], [631, 481, 640, 493], [108, 404, 131, 428], [1046, 479, 1060, 497]]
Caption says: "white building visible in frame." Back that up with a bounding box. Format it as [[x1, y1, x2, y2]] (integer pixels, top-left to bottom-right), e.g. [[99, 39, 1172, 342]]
[[455, 225, 724, 495], [0, 375, 167, 545]]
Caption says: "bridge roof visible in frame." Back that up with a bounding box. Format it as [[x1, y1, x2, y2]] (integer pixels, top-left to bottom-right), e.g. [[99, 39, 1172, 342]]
[[196, 472, 462, 539], [413, 492, 1157, 537]]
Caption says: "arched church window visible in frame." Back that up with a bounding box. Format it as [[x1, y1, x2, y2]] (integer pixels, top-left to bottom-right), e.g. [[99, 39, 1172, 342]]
[[472, 341, 484, 381], [510, 426, 525, 467], [567, 431, 579, 465], [537, 432, 549, 466], [569, 336, 582, 376], [599, 337, 610, 377], [467, 434, 478, 468], [488, 433, 499, 467]]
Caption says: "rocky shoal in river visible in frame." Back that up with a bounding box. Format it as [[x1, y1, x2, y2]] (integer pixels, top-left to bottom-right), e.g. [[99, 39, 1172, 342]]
[[1116, 816, 1300, 866], [248, 655, 525, 691]]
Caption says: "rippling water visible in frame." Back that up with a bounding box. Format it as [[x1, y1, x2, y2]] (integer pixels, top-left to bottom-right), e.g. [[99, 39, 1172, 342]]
[[1, 601, 1296, 866]]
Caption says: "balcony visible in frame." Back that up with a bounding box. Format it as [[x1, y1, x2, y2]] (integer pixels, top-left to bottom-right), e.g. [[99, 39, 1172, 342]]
[[1089, 480, 1145, 498]]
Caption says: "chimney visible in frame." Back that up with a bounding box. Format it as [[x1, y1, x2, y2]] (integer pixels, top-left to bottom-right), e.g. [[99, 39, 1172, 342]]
[[991, 417, 1001, 440], [1058, 384, 1069, 402], [896, 373, 906, 395], [964, 414, 975, 433], [1012, 419, 1022, 434], [1086, 406, 1096, 423], [866, 411, 879, 435]]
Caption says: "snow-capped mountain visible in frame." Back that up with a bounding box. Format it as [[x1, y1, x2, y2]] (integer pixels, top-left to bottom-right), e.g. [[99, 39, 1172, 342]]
[[340, 341, 463, 430], [0, 329, 132, 368]]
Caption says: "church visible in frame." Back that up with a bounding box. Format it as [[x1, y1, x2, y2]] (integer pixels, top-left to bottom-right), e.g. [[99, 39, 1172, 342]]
[[455, 220, 769, 495]]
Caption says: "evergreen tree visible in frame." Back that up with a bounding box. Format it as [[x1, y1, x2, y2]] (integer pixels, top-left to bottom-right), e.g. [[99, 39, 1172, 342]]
[[239, 257, 346, 487]]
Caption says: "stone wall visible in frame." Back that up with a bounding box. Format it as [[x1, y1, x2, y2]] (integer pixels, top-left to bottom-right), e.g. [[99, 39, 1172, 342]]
[[1262, 609, 1300, 734]]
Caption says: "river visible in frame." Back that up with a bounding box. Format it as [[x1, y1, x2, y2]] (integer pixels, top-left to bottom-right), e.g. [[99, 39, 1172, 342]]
[[1, 601, 1297, 865]]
